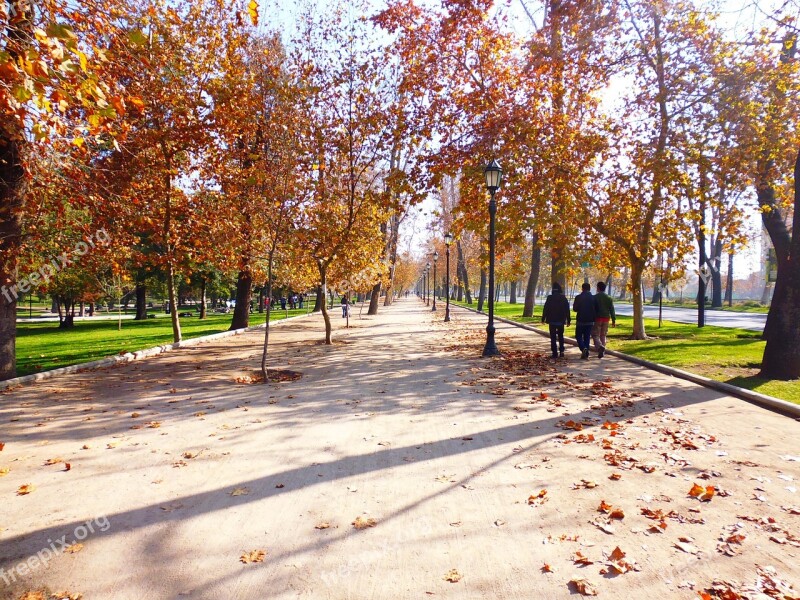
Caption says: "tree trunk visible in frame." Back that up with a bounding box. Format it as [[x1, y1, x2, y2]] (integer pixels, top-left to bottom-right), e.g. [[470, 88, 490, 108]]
[[199, 277, 207, 319], [710, 238, 723, 308], [724, 252, 734, 307], [630, 259, 647, 339], [509, 281, 517, 304], [522, 233, 541, 318], [166, 261, 182, 342], [477, 268, 487, 312], [650, 280, 659, 304], [134, 283, 147, 320], [260, 255, 275, 380], [313, 285, 323, 313], [760, 148, 800, 379], [60, 299, 75, 329], [229, 269, 253, 330], [617, 266, 629, 300], [456, 240, 468, 303], [318, 262, 332, 344], [368, 282, 380, 315]]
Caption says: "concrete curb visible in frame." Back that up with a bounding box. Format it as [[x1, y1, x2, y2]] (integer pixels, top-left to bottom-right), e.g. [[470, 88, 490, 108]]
[[0, 312, 315, 392], [452, 303, 800, 418]]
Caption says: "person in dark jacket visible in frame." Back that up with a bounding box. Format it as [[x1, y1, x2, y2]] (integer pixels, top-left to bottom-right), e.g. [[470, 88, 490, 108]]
[[542, 282, 571, 358], [573, 282, 596, 360]]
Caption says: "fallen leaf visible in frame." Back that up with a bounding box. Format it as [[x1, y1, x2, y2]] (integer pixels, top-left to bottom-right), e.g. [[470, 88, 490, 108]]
[[568, 577, 598, 596], [609, 473, 622, 481], [230, 487, 249, 497], [64, 463, 71, 472], [528, 490, 548, 506], [44, 457, 64, 465], [0, 467, 9, 476], [444, 569, 462, 583], [17, 483, 34, 495], [352, 516, 377, 530], [609, 508, 625, 520], [572, 550, 593, 565], [240, 550, 266, 564], [315, 522, 330, 530], [63, 543, 83, 554], [542, 563, 555, 573], [689, 483, 715, 501], [674, 540, 700, 554]]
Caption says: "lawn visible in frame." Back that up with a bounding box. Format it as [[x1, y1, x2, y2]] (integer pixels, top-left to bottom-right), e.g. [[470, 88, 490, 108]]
[[15, 308, 310, 377], [451, 299, 800, 404]]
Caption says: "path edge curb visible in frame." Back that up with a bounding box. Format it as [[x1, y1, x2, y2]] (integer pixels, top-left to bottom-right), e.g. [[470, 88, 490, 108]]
[[0, 312, 315, 392], [452, 303, 800, 418]]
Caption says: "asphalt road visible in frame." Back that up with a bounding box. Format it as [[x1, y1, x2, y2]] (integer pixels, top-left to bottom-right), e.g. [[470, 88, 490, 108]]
[[615, 302, 766, 331]]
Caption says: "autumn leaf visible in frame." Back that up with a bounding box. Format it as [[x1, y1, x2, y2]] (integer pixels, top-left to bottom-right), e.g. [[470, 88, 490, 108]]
[[688, 483, 715, 501], [64, 463, 71, 472], [240, 549, 266, 564], [609, 473, 622, 481], [542, 563, 555, 573], [528, 490, 548, 506], [247, 0, 258, 26], [17, 484, 35, 495], [602, 421, 619, 430], [0, 467, 9, 476], [598, 500, 613, 513], [64, 543, 83, 554], [352, 516, 377, 529], [230, 487, 249, 496], [44, 457, 64, 465], [315, 522, 330, 530], [569, 577, 598, 596], [571, 550, 593, 565], [444, 569, 462, 583]]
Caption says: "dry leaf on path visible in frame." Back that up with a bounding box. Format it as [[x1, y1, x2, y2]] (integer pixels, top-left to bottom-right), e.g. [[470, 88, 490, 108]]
[[0, 467, 9, 476], [17, 483, 34, 495], [315, 522, 331, 530], [240, 550, 266, 564], [352, 516, 377, 530], [230, 487, 249, 497], [542, 563, 555, 573], [674, 540, 700, 554], [44, 457, 64, 465], [444, 569, 462, 583], [63, 543, 83, 554], [572, 550, 593, 565], [528, 490, 548, 506], [569, 577, 598, 596], [688, 483, 715, 501]]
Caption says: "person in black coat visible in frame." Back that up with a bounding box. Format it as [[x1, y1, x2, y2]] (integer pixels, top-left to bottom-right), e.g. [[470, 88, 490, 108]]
[[573, 282, 596, 360], [542, 282, 571, 358]]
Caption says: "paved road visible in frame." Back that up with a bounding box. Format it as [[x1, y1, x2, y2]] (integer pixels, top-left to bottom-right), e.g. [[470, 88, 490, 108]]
[[2, 299, 797, 599], [615, 302, 766, 331]]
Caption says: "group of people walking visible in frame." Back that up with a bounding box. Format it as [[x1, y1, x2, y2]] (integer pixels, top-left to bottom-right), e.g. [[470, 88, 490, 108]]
[[541, 281, 616, 360]]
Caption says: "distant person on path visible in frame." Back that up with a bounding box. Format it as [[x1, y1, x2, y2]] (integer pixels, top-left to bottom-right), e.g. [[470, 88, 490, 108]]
[[573, 282, 596, 360], [280, 296, 287, 310], [341, 295, 349, 318], [542, 282, 571, 359], [592, 281, 616, 358]]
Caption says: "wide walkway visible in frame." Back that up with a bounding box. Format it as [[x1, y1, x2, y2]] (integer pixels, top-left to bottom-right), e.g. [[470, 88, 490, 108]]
[[1, 299, 797, 599]]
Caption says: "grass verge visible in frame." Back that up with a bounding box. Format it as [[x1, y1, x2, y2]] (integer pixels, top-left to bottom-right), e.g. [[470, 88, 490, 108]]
[[451, 299, 799, 405], [15, 309, 310, 377]]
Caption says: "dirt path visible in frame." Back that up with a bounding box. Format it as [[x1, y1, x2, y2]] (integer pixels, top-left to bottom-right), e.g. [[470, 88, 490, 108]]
[[1, 299, 798, 599]]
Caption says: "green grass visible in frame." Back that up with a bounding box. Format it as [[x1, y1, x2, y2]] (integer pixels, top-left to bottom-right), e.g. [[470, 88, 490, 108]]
[[452, 299, 800, 405], [15, 309, 309, 377], [648, 299, 770, 314]]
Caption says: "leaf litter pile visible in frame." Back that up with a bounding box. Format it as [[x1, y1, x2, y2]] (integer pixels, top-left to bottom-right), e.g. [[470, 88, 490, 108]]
[[451, 342, 800, 598]]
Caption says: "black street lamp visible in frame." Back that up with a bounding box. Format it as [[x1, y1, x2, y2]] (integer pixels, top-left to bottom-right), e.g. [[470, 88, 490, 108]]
[[482, 159, 503, 357], [431, 251, 439, 311], [425, 262, 431, 306], [444, 233, 453, 322]]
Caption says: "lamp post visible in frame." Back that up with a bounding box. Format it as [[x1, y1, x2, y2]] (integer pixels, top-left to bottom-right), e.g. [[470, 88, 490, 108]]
[[444, 233, 453, 322], [425, 262, 431, 306], [482, 159, 503, 357], [431, 251, 439, 311]]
